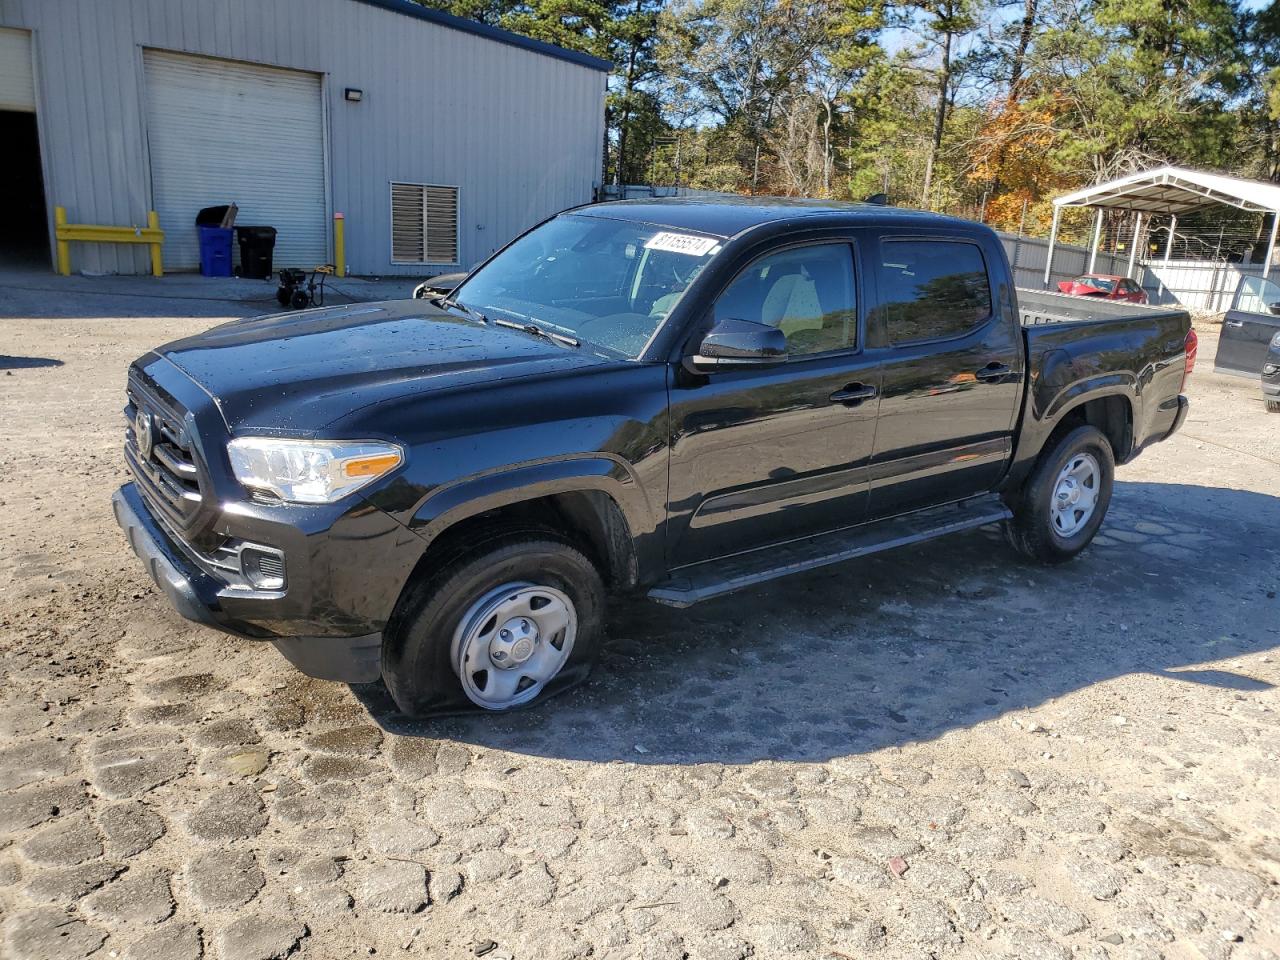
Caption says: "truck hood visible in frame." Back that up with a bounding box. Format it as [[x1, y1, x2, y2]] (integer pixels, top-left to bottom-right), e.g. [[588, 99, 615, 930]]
[[155, 300, 614, 432]]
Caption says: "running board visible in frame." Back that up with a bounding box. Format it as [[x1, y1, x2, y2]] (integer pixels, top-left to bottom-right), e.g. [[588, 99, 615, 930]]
[[647, 495, 1012, 608]]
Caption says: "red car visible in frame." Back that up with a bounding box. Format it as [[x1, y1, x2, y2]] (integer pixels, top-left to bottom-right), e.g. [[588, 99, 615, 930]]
[[1057, 274, 1148, 304]]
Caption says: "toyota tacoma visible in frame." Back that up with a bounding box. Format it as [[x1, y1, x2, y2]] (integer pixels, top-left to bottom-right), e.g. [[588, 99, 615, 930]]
[[113, 199, 1194, 715]]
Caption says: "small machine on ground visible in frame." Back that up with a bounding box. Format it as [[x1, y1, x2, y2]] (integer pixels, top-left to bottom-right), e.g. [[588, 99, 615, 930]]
[[276, 265, 334, 309]]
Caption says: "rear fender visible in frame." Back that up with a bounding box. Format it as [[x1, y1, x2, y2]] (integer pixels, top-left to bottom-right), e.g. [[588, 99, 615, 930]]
[[1006, 360, 1138, 489], [1039, 373, 1137, 425]]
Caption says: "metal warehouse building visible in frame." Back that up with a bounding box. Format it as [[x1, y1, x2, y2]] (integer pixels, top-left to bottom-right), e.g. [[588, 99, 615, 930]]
[[0, 0, 608, 276]]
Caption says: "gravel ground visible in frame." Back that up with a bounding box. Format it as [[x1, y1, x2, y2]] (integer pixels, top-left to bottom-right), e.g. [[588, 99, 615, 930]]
[[0, 290, 1278, 960]]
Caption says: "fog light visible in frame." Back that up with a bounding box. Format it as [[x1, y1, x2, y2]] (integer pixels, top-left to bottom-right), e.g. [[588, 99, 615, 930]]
[[1264, 363, 1278, 375], [241, 547, 286, 591]]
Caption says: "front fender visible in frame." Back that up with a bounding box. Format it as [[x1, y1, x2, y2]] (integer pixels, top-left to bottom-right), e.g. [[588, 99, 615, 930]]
[[408, 454, 655, 543]]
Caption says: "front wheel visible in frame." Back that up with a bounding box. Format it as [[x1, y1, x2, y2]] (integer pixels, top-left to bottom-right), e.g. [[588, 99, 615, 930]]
[[382, 536, 604, 716], [1004, 425, 1115, 565], [1266, 399, 1280, 413]]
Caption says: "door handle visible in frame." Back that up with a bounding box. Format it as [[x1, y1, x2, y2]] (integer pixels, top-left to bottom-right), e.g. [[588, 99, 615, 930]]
[[1224, 320, 1244, 328], [974, 362, 1012, 383], [829, 383, 877, 406]]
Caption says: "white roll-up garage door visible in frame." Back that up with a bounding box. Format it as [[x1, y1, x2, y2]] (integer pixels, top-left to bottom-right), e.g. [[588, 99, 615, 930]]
[[144, 50, 327, 270], [0, 27, 35, 112]]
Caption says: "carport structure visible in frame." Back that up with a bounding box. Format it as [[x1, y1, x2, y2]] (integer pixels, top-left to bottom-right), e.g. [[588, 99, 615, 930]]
[[1044, 165, 1280, 285]]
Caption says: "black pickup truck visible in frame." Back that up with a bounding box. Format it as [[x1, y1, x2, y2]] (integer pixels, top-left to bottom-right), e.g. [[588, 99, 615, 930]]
[[113, 199, 1194, 715]]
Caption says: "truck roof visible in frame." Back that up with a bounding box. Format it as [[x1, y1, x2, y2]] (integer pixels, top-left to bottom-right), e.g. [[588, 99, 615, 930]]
[[574, 197, 974, 239]]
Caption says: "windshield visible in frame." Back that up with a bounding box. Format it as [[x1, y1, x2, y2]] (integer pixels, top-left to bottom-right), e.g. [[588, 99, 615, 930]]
[[1075, 275, 1115, 292], [455, 214, 721, 358]]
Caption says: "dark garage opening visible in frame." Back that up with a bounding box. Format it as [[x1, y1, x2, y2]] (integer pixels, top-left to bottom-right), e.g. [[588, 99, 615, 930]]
[[0, 111, 50, 267]]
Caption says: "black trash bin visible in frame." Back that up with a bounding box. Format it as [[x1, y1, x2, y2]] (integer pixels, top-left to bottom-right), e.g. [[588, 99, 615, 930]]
[[196, 205, 232, 227], [236, 226, 277, 279]]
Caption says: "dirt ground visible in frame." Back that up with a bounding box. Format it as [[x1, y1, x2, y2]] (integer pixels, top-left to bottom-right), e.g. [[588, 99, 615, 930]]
[[0, 284, 1277, 960]]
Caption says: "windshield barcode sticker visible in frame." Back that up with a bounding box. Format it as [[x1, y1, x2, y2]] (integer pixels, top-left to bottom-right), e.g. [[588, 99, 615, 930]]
[[643, 232, 719, 257]]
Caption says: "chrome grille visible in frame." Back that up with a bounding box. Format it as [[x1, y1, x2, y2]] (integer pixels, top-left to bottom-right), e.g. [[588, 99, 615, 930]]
[[124, 378, 205, 531]]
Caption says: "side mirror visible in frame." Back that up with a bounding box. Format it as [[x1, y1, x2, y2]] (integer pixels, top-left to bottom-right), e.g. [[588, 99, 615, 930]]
[[1268, 301, 1280, 316], [684, 318, 788, 373], [413, 271, 467, 300]]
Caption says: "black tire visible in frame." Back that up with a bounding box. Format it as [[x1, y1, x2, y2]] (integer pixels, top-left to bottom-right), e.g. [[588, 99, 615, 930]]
[[1003, 424, 1115, 565], [275, 287, 292, 307], [382, 535, 605, 717], [1266, 399, 1280, 413]]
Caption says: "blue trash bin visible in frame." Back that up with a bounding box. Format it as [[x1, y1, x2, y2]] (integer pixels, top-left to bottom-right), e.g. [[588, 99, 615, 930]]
[[198, 226, 233, 277]]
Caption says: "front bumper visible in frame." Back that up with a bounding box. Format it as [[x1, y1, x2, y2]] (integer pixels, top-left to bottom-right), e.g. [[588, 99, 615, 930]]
[[113, 483, 384, 683], [113, 483, 226, 629]]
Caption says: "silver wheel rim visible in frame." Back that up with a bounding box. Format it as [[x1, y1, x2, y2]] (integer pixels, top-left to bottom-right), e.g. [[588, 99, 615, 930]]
[[1050, 452, 1100, 538], [450, 581, 577, 710]]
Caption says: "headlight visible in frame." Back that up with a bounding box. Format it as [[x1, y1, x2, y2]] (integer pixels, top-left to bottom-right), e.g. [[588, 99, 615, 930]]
[[227, 438, 404, 504], [1271, 331, 1280, 347], [1265, 363, 1279, 375]]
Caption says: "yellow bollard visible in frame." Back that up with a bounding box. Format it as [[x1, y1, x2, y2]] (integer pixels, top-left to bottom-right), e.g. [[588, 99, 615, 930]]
[[334, 212, 346, 277], [148, 211, 164, 277], [55, 206, 71, 276]]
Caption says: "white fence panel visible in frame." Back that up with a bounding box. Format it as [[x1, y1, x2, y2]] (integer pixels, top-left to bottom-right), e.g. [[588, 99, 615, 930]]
[[1136, 261, 1263, 312]]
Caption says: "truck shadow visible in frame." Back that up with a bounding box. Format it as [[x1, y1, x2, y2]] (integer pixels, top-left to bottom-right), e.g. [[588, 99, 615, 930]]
[[353, 480, 1279, 764], [0, 355, 63, 369]]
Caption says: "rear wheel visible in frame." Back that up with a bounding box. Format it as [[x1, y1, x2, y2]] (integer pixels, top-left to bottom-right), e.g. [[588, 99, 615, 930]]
[[1004, 425, 1115, 565], [382, 535, 604, 716]]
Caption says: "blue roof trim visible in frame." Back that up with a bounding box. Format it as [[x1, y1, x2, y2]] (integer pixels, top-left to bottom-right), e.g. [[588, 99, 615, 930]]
[[355, 0, 614, 72]]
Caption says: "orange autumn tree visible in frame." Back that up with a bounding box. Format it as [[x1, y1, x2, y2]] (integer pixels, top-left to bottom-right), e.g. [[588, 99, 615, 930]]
[[968, 95, 1077, 233]]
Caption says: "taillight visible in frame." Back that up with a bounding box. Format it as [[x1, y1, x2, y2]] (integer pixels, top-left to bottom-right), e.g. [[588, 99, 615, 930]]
[[1181, 328, 1198, 391]]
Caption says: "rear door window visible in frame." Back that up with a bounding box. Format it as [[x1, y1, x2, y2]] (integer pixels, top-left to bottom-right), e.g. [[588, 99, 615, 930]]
[[876, 240, 993, 344]]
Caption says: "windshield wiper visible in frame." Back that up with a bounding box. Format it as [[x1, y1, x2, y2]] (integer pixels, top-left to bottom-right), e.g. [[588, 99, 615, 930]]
[[492, 316, 580, 348], [440, 296, 487, 324]]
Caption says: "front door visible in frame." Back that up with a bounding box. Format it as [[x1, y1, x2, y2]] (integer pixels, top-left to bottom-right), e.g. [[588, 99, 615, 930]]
[[865, 235, 1023, 518], [666, 239, 880, 567], [1215, 275, 1280, 376]]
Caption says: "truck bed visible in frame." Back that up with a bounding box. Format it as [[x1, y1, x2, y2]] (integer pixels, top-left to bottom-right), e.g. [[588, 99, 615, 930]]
[[1017, 288, 1188, 327]]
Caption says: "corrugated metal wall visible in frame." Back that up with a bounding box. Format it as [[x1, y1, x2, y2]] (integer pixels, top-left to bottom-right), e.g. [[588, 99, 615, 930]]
[[997, 231, 1129, 292], [997, 229, 1259, 312], [0, 0, 606, 275]]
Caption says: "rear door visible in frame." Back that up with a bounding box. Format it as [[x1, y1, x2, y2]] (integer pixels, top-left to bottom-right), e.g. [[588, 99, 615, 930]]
[[864, 233, 1023, 518], [1215, 275, 1280, 376]]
